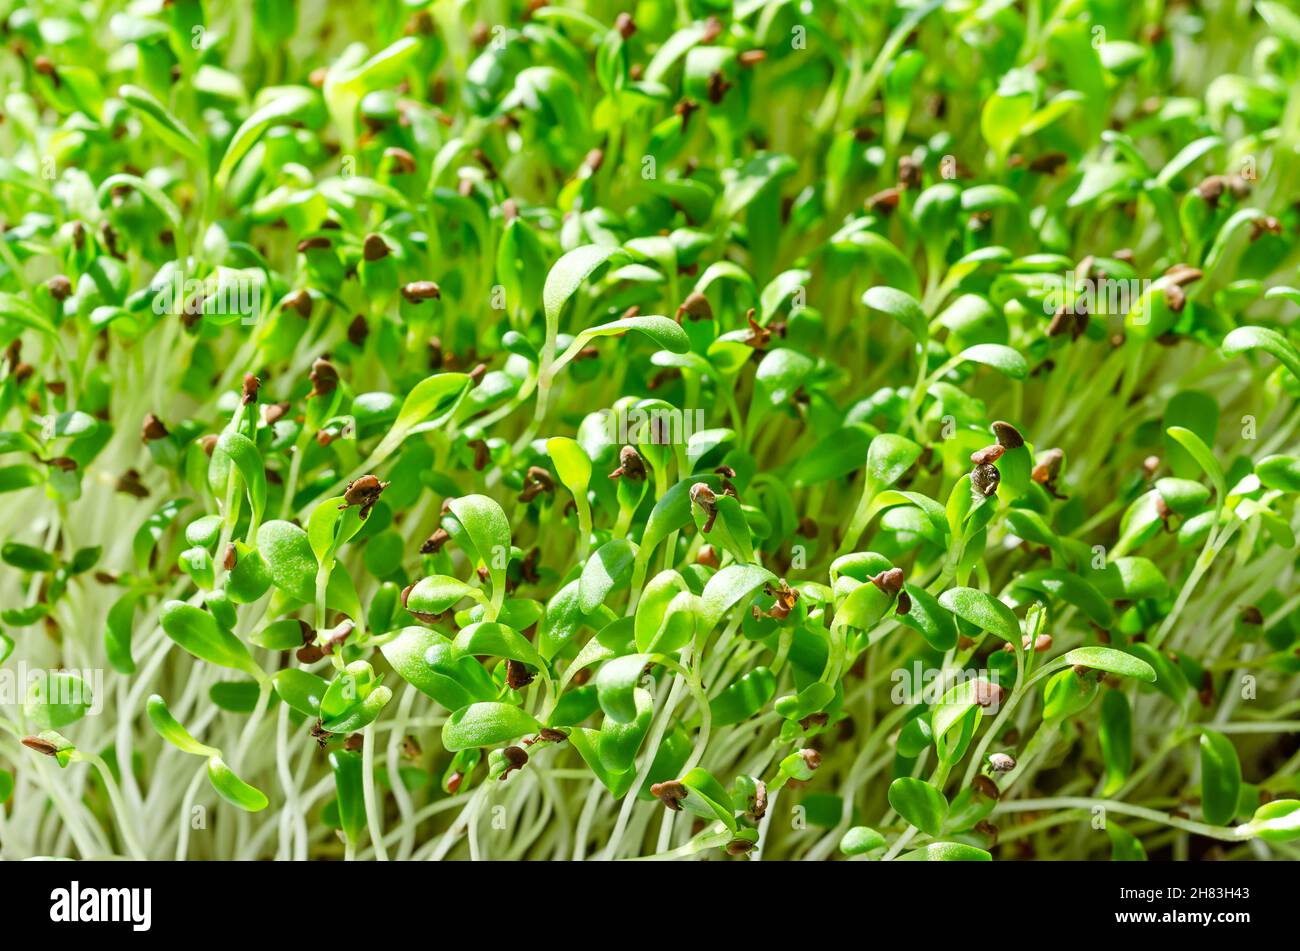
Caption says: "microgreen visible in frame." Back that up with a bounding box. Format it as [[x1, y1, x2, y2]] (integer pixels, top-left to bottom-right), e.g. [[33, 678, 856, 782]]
[[0, 0, 1298, 866]]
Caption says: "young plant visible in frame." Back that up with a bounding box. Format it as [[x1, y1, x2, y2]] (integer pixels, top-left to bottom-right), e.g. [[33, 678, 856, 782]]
[[0, 0, 1297, 864]]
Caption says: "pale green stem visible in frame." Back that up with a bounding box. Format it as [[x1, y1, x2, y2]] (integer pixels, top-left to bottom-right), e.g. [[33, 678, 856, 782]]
[[993, 797, 1250, 842], [361, 722, 389, 860]]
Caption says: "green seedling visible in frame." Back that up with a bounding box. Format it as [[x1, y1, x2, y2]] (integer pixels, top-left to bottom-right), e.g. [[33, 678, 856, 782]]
[[0, 0, 1297, 865]]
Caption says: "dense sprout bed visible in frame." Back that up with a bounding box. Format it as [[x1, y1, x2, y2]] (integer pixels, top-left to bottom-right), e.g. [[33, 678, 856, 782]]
[[1, 0, 1300, 862]]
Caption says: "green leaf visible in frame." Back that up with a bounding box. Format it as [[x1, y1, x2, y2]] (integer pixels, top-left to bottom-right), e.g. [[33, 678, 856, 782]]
[[0, 293, 57, 338], [547, 437, 592, 496], [406, 575, 478, 615], [645, 21, 717, 82], [1221, 326, 1300, 382], [721, 152, 796, 218], [453, 621, 544, 670], [320, 685, 392, 733], [1163, 391, 1219, 481], [1061, 647, 1156, 682], [840, 826, 887, 856], [865, 433, 923, 497], [569, 727, 637, 799], [761, 269, 812, 322], [1099, 690, 1132, 796], [27, 730, 77, 768], [875, 489, 949, 538], [306, 497, 364, 565], [1099, 41, 1147, 74], [1166, 426, 1226, 508], [863, 286, 927, 344], [640, 476, 722, 555], [544, 244, 628, 327], [1199, 730, 1242, 826], [185, 515, 222, 549], [897, 841, 992, 861], [1068, 161, 1136, 209], [1126, 643, 1189, 705], [97, 175, 186, 258], [536, 580, 595, 662], [215, 86, 318, 189], [50, 411, 98, 439], [565, 316, 690, 362], [227, 543, 272, 604], [380, 627, 497, 711], [897, 584, 958, 651], [1256, 455, 1300, 493], [1023, 90, 1084, 136], [256, 520, 317, 603], [710, 667, 777, 726], [1012, 570, 1114, 627], [1155, 477, 1212, 516], [838, 578, 896, 631], [209, 685, 257, 715], [678, 766, 737, 832], [251, 618, 308, 651], [937, 587, 1020, 642], [1, 541, 56, 573], [207, 755, 269, 812], [322, 661, 380, 722], [594, 653, 652, 724], [391, 373, 471, 438], [328, 749, 366, 843], [120, 83, 201, 162], [1086, 556, 1170, 600], [210, 680, 266, 717], [952, 344, 1029, 380], [550, 686, 601, 730], [1107, 823, 1148, 860], [160, 600, 264, 682], [697, 564, 776, 632], [887, 777, 949, 837], [0, 465, 42, 495], [753, 349, 815, 420], [597, 688, 654, 773], [447, 495, 511, 607], [579, 539, 638, 614], [930, 679, 985, 750], [960, 184, 1021, 212], [324, 38, 418, 149], [442, 702, 541, 752], [132, 498, 190, 573], [1245, 799, 1300, 842], [24, 671, 94, 730], [1156, 135, 1224, 186], [634, 570, 688, 652], [1043, 667, 1099, 720], [210, 429, 267, 525], [146, 694, 218, 756], [272, 669, 328, 718], [699, 493, 754, 564], [980, 68, 1037, 161], [790, 426, 872, 487], [1233, 497, 1295, 548]]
